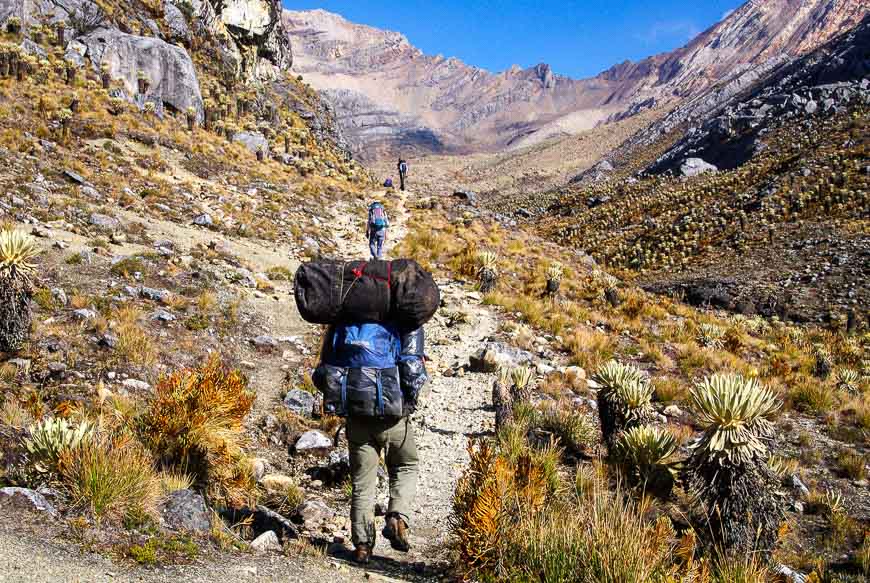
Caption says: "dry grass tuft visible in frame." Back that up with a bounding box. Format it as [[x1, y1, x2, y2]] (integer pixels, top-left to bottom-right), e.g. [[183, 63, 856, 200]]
[[140, 355, 257, 507], [60, 434, 160, 523]]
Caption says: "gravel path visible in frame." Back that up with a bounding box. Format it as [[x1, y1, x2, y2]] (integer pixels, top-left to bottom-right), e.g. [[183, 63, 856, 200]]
[[325, 191, 498, 574], [0, 189, 498, 582]]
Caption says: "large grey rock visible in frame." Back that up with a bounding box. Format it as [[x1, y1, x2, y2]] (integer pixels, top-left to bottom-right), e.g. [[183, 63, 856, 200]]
[[163, 0, 191, 45], [469, 342, 534, 373], [297, 499, 332, 525], [679, 157, 718, 177], [0, 487, 58, 518], [250, 529, 281, 552], [233, 131, 269, 154], [72, 308, 97, 320], [218, 0, 291, 72], [20, 38, 46, 59], [139, 287, 172, 303], [283, 389, 315, 418], [89, 212, 120, 231], [159, 489, 210, 533], [79, 28, 204, 121], [294, 430, 332, 452], [193, 213, 213, 227]]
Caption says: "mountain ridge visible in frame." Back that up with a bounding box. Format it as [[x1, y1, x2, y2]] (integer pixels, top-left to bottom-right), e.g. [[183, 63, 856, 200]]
[[284, 0, 868, 160]]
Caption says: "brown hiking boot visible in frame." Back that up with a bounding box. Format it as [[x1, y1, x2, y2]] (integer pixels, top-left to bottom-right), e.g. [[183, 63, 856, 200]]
[[353, 543, 372, 564], [382, 513, 410, 552]]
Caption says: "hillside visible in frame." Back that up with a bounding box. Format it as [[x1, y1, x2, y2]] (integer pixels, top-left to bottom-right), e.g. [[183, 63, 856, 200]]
[[534, 15, 870, 326], [0, 1, 867, 582], [284, 0, 867, 159]]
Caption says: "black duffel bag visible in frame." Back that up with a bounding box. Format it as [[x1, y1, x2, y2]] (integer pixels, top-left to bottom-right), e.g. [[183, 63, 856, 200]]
[[294, 259, 439, 331]]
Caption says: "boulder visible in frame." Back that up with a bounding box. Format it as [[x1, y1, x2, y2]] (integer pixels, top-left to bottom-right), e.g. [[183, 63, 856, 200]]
[[0, 487, 58, 518], [282, 389, 315, 418], [218, 0, 291, 71], [193, 213, 214, 227], [20, 38, 46, 60], [452, 190, 477, 206], [89, 213, 120, 231], [159, 489, 211, 533], [469, 342, 534, 373], [163, 0, 191, 45], [297, 499, 332, 525], [140, 287, 172, 303], [72, 308, 98, 320], [79, 28, 204, 122], [250, 530, 282, 552], [260, 474, 295, 492], [121, 378, 151, 392], [294, 430, 332, 452], [679, 157, 718, 177], [233, 130, 269, 155], [250, 335, 278, 350]]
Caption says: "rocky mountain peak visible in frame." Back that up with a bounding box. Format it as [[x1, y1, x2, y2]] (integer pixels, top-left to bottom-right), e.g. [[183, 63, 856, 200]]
[[284, 0, 867, 158]]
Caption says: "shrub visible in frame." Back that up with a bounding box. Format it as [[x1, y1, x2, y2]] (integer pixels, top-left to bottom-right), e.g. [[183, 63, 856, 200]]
[[697, 323, 725, 349], [0, 228, 40, 352], [532, 402, 596, 456], [454, 440, 693, 582], [25, 417, 94, 473], [686, 373, 785, 556], [60, 435, 159, 522], [113, 306, 157, 366], [835, 449, 866, 480], [140, 355, 257, 506], [110, 256, 146, 278], [592, 360, 655, 445], [565, 328, 616, 372], [614, 425, 679, 496], [834, 368, 860, 394], [158, 470, 194, 495], [789, 379, 836, 414], [688, 373, 779, 465], [476, 250, 499, 293]]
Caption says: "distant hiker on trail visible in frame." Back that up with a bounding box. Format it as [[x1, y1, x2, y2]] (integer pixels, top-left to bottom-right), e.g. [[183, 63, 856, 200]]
[[366, 201, 389, 259], [313, 323, 429, 564], [397, 158, 408, 191], [383, 177, 394, 189]]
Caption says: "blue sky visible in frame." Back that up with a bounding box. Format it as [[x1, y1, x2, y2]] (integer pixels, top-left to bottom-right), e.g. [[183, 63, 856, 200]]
[[284, 0, 744, 78]]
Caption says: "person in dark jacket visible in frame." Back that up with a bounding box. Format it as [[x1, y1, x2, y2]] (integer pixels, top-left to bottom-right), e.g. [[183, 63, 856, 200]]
[[397, 158, 408, 191], [313, 324, 428, 564]]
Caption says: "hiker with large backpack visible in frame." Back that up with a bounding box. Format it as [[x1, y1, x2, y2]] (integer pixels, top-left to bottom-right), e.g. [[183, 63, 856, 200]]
[[397, 158, 408, 191], [295, 257, 438, 564], [313, 323, 427, 563], [366, 202, 389, 259]]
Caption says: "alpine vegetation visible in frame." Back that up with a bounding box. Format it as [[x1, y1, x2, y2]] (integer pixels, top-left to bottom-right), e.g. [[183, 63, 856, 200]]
[[592, 360, 656, 446], [545, 262, 563, 297], [0, 228, 39, 352], [686, 373, 785, 557], [614, 425, 679, 497], [476, 250, 499, 293]]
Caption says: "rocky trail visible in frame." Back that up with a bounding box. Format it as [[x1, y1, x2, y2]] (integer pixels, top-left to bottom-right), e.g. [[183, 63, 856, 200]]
[[0, 188, 501, 582], [311, 190, 499, 580]]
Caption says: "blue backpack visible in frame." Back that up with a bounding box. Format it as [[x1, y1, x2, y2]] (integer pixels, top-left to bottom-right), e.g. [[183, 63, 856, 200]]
[[369, 203, 387, 230], [327, 322, 400, 368], [314, 323, 427, 418]]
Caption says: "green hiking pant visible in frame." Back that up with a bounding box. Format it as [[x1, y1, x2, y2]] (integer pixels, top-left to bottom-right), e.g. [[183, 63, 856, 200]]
[[347, 415, 418, 546]]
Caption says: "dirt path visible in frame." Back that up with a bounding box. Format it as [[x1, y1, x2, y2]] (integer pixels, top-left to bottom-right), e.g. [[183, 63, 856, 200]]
[[322, 191, 499, 578], [0, 188, 499, 583]]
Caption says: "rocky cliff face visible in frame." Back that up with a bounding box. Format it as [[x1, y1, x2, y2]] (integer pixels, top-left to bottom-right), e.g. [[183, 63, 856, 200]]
[[284, 0, 867, 159], [646, 13, 870, 175]]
